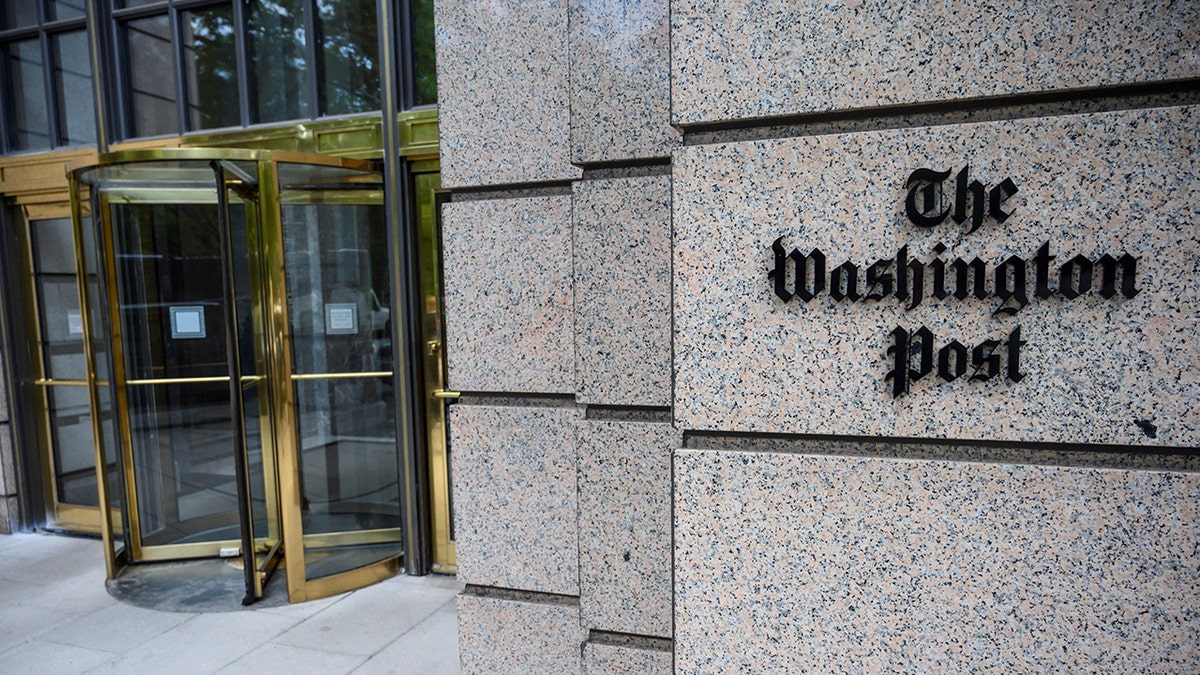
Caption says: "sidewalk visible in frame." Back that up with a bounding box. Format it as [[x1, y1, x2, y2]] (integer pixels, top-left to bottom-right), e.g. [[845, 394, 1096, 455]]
[[0, 532, 463, 674]]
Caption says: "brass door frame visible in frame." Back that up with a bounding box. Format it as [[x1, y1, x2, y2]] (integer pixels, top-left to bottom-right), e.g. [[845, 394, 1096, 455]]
[[12, 206, 106, 534], [411, 162, 455, 573], [69, 148, 409, 602]]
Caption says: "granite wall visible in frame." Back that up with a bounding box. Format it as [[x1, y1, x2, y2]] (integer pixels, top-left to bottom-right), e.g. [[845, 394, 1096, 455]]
[[434, 0, 1199, 671], [0, 317, 15, 534]]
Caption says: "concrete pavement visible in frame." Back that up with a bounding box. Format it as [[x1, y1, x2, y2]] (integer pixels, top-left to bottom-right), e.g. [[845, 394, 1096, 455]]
[[0, 532, 462, 674]]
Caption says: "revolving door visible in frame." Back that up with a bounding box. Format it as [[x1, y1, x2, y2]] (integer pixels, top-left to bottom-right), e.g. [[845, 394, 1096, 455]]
[[68, 149, 406, 604]]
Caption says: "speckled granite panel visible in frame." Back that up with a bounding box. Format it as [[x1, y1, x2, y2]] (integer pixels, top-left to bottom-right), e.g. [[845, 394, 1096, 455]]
[[584, 642, 672, 674], [443, 196, 574, 394], [0, 426, 14, 495], [434, 0, 581, 188], [458, 595, 586, 675], [674, 106, 1200, 445], [578, 420, 678, 637], [0, 355, 9, 423], [671, 0, 1200, 125], [574, 177, 671, 406], [675, 449, 1200, 672], [450, 405, 581, 595], [570, 0, 679, 163], [0, 496, 13, 534]]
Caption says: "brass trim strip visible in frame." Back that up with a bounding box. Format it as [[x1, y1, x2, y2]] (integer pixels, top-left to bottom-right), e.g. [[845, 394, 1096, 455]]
[[136, 539, 243, 562], [34, 379, 90, 387], [298, 555, 404, 602], [290, 371, 394, 381], [301, 527, 403, 549], [125, 376, 230, 386], [122, 375, 266, 386]]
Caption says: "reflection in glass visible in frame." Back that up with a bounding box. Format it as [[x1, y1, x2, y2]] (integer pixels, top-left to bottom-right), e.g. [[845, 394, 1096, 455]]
[[126, 382, 240, 545], [111, 202, 235, 381], [1, 3, 38, 30], [49, 0, 86, 22], [183, 4, 240, 130], [31, 219, 86, 380], [283, 203, 389, 377], [411, 0, 437, 107], [125, 16, 178, 137], [109, 196, 259, 547], [282, 192, 398, 578], [249, 0, 310, 123], [52, 31, 97, 146], [317, 0, 379, 115], [294, 378, 400, 579], [48, 387, 98, 506], [6, 40, 50, 150]]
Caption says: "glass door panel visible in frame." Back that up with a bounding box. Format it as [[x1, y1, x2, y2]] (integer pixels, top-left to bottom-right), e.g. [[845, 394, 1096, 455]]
[[111, 200, 244, 551], [27, 217, 102, 525], [70, 149, 397, 604], [277, 167, 401, 583]]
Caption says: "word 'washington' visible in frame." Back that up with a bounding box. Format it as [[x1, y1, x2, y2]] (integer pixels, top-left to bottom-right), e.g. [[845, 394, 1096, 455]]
[[768, 238, 1140, 315]]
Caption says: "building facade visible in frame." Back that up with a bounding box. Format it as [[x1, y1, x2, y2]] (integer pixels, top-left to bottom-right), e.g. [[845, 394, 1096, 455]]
[[433, 0, 1200, 671], [0, 0, 456, 605], [0, 0, 1197, 671]]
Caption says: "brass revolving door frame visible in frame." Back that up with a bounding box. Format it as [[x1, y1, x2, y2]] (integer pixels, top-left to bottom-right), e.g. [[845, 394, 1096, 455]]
[[68, 148, 407, 603]]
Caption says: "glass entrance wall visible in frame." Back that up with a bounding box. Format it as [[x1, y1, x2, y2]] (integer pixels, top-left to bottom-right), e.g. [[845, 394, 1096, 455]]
[[278, 164, 399, 581], [29, 218, 96, 508], [69, 148, 403, 602], [110, 200, 246, 547]]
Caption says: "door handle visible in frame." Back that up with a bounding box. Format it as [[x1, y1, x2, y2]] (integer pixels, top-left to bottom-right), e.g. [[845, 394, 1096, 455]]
[[432, 389, 461, 399]]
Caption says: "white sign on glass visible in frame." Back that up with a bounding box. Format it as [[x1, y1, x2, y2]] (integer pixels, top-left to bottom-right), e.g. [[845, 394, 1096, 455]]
[[170, 306, 207, 339], [325, 303, 358, 335]]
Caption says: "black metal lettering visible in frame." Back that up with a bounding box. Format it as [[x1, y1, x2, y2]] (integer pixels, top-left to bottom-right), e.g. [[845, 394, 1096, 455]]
[[905, 168, 951, 227], [767, 237, 795, 302], [1033, 241, 1056, 299], [988, 177, 1018, 224], [952, 166, 987, 234], [993, 254, 1028, 316], [1005, 326, 1025, 383], [937, 340, 968, 382], [970, 339, 1001, 381], [1097, 253, 1139, 299], [1058, 254, 1093, 300], [830, 261, 862, 302], [886, 326, 910, 398], [895, 245, 924, 310], [865, 258, 894, 301], [793, 248, 826, 302], [951, 257, 988, 301], [931, 243, 949, 300], [910, 327, 934, 382]]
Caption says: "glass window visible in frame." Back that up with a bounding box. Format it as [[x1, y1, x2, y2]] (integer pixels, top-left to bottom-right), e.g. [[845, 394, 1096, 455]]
[[248, 0, 310, 123], [317, 0, 379, 115], [5, 39, 50, 151], [411, 0, 437, 107], [52, 31, 96, 146], [49, 1, 86, 22], [0, 2, 94, 152], [125, 15, 178, 137], [182, 4, 239, 130], [1, 3, 38, 30]]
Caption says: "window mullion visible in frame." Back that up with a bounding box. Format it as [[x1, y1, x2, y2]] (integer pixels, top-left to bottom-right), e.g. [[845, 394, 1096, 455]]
[[40, 28, 61, 148], [304, 0, 320, 118], [169, 5, 187, 132], [231, 0, 250, 126]]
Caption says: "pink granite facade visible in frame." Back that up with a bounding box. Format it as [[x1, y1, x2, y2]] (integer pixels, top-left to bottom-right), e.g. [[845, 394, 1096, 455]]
[[434, 0, 1200, 672]]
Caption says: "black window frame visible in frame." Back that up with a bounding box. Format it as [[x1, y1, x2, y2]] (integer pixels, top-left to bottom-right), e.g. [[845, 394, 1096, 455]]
[[0, 0, 96, 153], [110, 0, 407, 142]]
